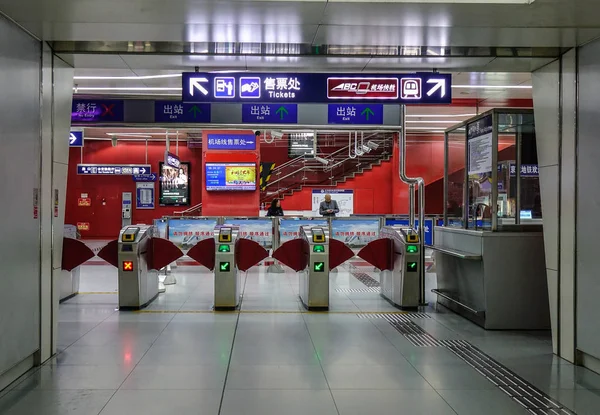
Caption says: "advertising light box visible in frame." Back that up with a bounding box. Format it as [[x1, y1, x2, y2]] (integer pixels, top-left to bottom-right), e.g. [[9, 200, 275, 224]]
[[159, 162, 191, 206], [206, 163, 256, 191]]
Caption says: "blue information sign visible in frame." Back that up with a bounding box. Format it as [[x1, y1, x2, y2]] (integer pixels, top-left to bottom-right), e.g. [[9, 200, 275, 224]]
[[155, 101, 211, 123], [72, 100, 124, 123], [69, 131, 83, 147], [133, 173, 157, 182], [241, 104, 298, 124], [136, 183, 155, 209], [77, 164, 151, 175], [182, 72, 452, 105], [328, 104, 384, 125], [206, 133, 256, 151], [385, 218, 435, 246]]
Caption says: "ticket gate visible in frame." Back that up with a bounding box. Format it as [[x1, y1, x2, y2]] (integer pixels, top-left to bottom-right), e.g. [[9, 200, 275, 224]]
[[187, 226, 269, 310], [357, 226, 421, 309], [272, 225, 355, 311], [60, 236, 96, 301], [97, 225, 184, 310]]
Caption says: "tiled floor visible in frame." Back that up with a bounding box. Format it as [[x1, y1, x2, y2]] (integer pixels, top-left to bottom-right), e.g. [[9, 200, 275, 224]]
[[1, 264, 600, 415]]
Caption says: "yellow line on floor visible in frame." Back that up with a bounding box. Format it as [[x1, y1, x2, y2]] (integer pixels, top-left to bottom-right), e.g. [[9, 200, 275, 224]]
[[78, 292, 118, 295], [135, 310, 411, 315]]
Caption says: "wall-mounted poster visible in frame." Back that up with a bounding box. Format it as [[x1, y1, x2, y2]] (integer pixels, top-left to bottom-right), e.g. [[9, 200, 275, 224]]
[[159, 161, 190, 206]]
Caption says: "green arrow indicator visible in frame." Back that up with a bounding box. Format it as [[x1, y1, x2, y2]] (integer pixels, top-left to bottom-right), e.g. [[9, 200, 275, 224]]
[[313, 262, 325, 272], [188, 105, 203, 119], [361, 107, 375, 121], [219, 262, 231, 272], [276, 106, 289, 120], [406, 262, 418, 272]]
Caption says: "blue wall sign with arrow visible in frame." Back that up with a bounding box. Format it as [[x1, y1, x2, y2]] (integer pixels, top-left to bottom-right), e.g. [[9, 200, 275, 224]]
[[155, 101, 211, 123], [241, 104, 298, 124], [328, 104, 384, 125]]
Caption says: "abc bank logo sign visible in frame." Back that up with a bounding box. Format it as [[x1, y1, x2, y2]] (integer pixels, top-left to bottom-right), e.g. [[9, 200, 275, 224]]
[[166, 153, 181, 169]]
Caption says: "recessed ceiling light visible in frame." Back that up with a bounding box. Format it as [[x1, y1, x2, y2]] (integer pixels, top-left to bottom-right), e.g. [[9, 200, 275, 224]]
[[74, 74, 182, 80], [73, 87, 182, 91]]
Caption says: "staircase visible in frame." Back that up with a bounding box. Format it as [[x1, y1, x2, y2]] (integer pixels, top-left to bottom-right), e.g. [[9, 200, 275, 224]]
[[261, 132, 394, 204]]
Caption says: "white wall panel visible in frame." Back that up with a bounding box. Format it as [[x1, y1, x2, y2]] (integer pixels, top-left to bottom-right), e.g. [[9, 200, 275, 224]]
[[0, 15, 42, 377], [576, 39, 600, 360]]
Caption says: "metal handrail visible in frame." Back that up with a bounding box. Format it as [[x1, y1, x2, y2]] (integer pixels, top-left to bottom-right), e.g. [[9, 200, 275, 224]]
[[174, 203, 202, 216]]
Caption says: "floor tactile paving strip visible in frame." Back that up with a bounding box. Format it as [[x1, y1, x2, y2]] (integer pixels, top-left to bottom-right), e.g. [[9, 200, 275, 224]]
[[385, 320, 577, 414], [357, 312, 432, 323], [335, 288, 381, 293], [351, 272, 381, 287]]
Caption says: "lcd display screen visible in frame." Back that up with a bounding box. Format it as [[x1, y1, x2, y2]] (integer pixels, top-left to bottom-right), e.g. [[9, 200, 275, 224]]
[[205, 163, 256, 191], [159, 162, 190, 206]]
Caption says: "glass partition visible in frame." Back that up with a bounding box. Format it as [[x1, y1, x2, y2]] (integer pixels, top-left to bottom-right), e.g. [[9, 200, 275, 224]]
[[443, 109, 539, 231], [445, 127, 467, 228]]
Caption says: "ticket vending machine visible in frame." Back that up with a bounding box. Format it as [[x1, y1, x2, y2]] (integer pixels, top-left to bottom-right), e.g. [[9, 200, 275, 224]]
[[299, 226, 330, 311], [118, 225, 159, 310], [214, 226, 241, 310], [122, 192, 132, 227], [359, 226, 420, 309]]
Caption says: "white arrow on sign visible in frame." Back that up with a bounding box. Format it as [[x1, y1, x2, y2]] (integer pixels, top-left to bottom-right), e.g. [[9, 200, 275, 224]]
[[69, 133, 77, 144], [426, 79, 446, 98], [140, 168, 147, 174], [189, 77, 209, 96]]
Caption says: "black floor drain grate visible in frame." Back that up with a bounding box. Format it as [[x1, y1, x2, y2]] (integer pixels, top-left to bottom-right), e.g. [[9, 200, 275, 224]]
[[385, 320, 576, 414], [336, 288, 381, 293], [351, 272, 381, 288], [357, 313, 432, 323]]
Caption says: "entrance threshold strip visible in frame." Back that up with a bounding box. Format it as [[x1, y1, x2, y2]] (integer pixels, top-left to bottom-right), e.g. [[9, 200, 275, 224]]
[[135, 309, 423, 315]]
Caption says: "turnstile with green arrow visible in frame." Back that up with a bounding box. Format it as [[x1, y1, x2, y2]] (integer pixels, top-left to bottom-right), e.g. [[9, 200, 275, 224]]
[[299, 226, 330, 311], [214, 226, 240, 310], [379, 226, 421, 309]]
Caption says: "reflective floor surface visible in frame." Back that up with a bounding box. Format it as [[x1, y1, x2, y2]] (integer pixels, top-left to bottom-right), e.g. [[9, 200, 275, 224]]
[[1, 264, 599, 415]]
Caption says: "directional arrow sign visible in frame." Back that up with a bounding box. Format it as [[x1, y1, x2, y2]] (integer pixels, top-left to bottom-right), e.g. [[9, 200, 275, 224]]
[[189, 77, 209, 97], [69, 131, 83, 147], [406, 261, 418, 272], [276, 106, 289, 120], [219, 262, 231, 272], [188, 105, 203, 118], [313, 262, 325, 272], [426, 79, 446, 98], [361, 107, 375, 121]]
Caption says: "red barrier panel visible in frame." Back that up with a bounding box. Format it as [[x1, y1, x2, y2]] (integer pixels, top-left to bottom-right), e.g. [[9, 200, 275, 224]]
[[148, 238, 184, 271], [97, 240, 119, 268], [186, 238, 216, 271], [236, 238, 269, 272], [329, 239, 355, 270], [62, 238, 95, 271], [272, 239, 308, 272], [357, 238, 393, 271]]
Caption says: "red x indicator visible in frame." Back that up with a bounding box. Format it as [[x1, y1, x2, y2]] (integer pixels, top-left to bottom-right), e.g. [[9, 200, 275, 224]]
[[122, 261, 134, 271]]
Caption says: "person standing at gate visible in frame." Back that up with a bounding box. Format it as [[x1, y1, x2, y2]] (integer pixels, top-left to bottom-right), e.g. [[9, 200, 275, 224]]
[[319, 194, 339, 217], [266, 199, 284, 217]]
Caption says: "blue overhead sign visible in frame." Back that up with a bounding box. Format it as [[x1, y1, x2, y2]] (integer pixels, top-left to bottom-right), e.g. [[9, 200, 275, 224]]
[[69, 131, 84, 147], [328, 104, 384, 125], [242, 104, 298, 124], [133, 173, 157, 182], [72, 100, 125, 123], [77, 164, 151, 175], [206, 133, 256, 151], [182, 72, 452, 105], [155, 101, 211, 123]]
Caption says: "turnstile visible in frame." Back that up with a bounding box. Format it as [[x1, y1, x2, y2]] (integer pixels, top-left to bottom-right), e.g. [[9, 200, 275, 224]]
[[379, 226, 421, 309], [214, 226, 241, 310], [299, 226, 330, 311], [117, 225, 159, 310]]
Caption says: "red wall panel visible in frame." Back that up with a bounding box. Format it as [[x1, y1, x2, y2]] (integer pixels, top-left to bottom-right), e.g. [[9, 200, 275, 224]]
[[65, 141, 203, 238]]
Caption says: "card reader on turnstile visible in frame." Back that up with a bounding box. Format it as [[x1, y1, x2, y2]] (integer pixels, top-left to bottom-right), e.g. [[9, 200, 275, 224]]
[[299, 226, 330, 311], [117, 225, 159, 310], [214, 226, 240, 310], [379, 226, 420, 309]]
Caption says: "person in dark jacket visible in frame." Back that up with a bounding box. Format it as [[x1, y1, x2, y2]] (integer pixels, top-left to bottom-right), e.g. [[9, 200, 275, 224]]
[[319, 194, 340, 217], [266, 199, 284, 217]]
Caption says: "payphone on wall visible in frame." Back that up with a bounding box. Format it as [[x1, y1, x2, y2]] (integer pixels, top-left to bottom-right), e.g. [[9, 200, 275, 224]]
[[122, 192, 132, 227]]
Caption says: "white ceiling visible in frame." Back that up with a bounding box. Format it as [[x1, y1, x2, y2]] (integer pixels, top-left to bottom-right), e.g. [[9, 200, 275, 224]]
[[2, 0, 600, 47]]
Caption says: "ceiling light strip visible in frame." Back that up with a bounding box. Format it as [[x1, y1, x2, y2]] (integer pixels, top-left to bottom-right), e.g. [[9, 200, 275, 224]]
[[73, 74, 182, 80]]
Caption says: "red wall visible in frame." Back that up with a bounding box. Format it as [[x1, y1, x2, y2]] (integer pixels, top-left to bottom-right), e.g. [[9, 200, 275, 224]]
[[201, 130, 260, 217], [65, 141, 203, 238]]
